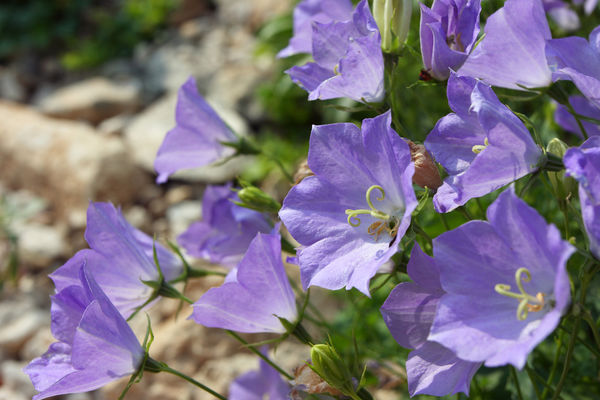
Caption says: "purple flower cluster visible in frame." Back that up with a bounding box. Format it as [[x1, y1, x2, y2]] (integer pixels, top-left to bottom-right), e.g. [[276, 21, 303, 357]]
[[383, 189, 573, 395]]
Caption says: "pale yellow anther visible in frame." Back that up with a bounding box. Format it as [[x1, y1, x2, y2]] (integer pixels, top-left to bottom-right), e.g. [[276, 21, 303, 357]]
[[472, 137, 489, 154]]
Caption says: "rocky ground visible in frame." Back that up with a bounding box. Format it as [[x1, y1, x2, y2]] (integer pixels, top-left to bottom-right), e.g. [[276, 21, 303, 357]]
[[0, 1, 405, 399]]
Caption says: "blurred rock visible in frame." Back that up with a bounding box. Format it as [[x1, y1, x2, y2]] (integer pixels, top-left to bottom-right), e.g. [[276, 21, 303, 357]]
[[14, 222, 67, 268], [0, 101, 148, 223], [0, 67, 26, 102], [0, 361, 34, 400], [123, 92, 251, 183], [34, 77, 142, 124], [0, 298, 48, 355], [215, 0, 291, 30], [166, 200, 202, 237], [97, 113, 133, 136]]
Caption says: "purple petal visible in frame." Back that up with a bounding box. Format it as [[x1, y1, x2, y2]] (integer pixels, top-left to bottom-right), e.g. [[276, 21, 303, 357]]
[[191, 233, 297, 333], [458, 0, 552, 90], [407, 341, 481, 397], [154, 77, 236, 183]]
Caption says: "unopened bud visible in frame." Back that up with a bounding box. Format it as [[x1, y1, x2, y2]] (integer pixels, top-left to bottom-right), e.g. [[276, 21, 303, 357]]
[[407, 140, 442, 190], [546, 139, 576, 199], [373, 0, 412, 52], [234, 184, 281, 213], [310, 344, 357, 397], [294, 159, 314, 184], [293, 364, 342, 396]]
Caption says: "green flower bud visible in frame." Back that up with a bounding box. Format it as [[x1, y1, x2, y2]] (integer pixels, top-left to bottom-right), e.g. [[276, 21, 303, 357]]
[[310, 344, 357, 397], [546, 139, 576, 199], [234, 185, 281, 213], [373, 0, 412, 53]]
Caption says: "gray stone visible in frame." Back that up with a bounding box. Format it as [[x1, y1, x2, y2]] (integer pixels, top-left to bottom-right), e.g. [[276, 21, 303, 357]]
[[14, 222, 67, 268], [166, 200, 202, 237], [0, 67, 25, 102], [34, 77, 142, 124], [0, 361, 33, 400]]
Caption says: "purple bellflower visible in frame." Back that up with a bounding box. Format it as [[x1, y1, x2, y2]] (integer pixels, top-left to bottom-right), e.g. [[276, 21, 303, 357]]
[[154, 76, 237, 184], [278, 0, 353, 58], [564, 137, 600, 259], [178, 184, 274, 268], [25, 264, 144, 400], [426, 188, 573, 368], [229, 352, 290, 399], [279, 111, 417, 295], [286, 0, 385, 103], [425, 74, 544, 213], [419, 0, 481, 81], [544, 0, 580, 32], [191, 232, 298, 333], [51, 202, 183, 319], [546, 26, 600, 109], [381, 244, 481, 397], [555, 96, 600, 138], [458, 0, 552, 90]]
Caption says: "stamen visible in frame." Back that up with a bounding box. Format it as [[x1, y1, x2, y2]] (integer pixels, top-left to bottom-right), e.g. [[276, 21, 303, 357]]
[[472, 137, 489, 154], [494, 267, 545, 321]]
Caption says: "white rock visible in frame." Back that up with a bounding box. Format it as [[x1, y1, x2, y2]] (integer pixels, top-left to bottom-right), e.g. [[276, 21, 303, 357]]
[[14, 222, 67, 267], [166, 200, 202, 237]]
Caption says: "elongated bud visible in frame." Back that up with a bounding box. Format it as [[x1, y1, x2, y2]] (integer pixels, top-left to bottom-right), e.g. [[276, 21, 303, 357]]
[[234, 184, 281, 213], [310, 344, 357, 397], [373, 0, 412, 52], [407, 140, 442, 190], [546, 139, 576, 199]]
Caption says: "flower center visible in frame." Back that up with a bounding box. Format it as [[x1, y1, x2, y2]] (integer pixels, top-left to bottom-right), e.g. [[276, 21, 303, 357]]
[[494, 267, 546, 321], [345, 185, 399, 241], [472, 137, 489, 154]]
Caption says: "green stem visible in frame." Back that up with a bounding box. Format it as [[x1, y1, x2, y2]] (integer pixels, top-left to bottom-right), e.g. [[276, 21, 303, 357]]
[[542, 329, 564, 399], [527, 366, 565, 400], [457, 206, 474, 221], [525, 365, 543, 400], [161, 364, 227, 400], [226, 330, 294, 380], [412, 222, 432, 247], [510, 365, 524, 400], [565, 101, 589, 140], [582, 311, 600, 353], [439, 212, 450, 230]]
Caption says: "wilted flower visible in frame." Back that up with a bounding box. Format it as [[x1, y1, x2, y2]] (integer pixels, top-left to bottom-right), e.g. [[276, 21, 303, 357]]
[[51, 202, 183, 319], [381, 244, 481, 397], [191, 233, 298, 333], [280, 111, 417, 295], [293, 364, 342, 396], [425, 74, 543, 213], [546, 26, 600, 108], [178, 184, 273, 268], [278, 0, 353, 58], [25, 264, 144, 400], [458, 0, 552, 90], [154, 76, 238, 184], [554, 96, 600, 138], [564, 137, 600, 259], [286, 0, 385, 103], [419, 0, 481, 81], [407, 140, 442, 190], [427, 188, 573, 368]]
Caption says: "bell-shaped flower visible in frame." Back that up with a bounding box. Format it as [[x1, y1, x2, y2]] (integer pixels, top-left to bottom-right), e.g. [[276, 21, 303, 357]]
[[564, 137, 600, 259], [279, 111, 417, 295], [51, 202, 183, 319], [154, 76, 238, 183], [191, 233, 298, 333], [178, 184, 274, 268], [286, 0, 385, 103], [229, 350, 290, 399], [25, 263, 144, 400], [278, 0, 353, 58], [420, 0, 481, 81], [546, 26, 600, 109], [425, 74, 544, 213], [554, 95, 600, 138], [458, 0, 552, 90], [427, 188, 573, 368], [381, 244, 481, 397], [544, 0, 580, 32]]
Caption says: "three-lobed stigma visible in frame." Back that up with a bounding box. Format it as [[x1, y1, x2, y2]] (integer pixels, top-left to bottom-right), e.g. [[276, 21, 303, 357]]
[[494, 267, 546, 321], [345, 185, 400, 241]]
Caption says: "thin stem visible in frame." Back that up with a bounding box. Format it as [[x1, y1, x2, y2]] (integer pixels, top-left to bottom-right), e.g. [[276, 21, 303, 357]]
[[412, 222, 432, 247], [527, 366, 565, 400], [542, 329, 564, 399], [226, 330, 294, 380], [162, 365, 227, 400], [525, 365, 543, 400], [439, 212, 450, 230], [510, 365, 524, 400], [565, 101, 589, 140], [457, 206, 474, 221], [582, 311, 600, 353]]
